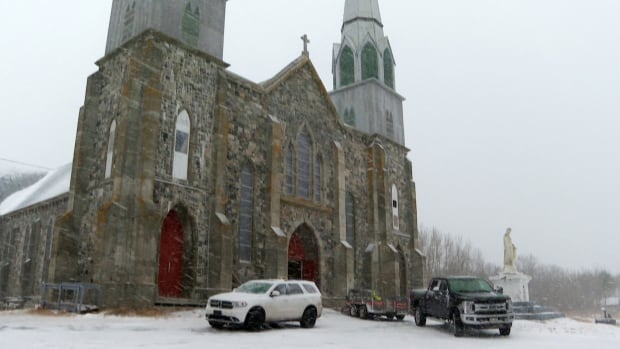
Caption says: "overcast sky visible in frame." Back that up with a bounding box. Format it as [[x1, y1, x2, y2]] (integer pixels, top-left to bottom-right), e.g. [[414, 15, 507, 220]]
[[0, 1, 618, 273]]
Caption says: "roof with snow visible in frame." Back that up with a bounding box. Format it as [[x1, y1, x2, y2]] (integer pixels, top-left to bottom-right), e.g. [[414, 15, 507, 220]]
[[0, 163, 71, 215]]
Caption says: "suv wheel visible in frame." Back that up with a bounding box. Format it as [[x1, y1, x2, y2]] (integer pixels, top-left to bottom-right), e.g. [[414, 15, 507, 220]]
[[300, 307, 318, 328], [244, 307, 265, 331], [414, 307, 426, 326]]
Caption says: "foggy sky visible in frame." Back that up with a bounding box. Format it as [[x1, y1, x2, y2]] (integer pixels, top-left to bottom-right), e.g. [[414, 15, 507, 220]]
[[0, 1, 618, 273]]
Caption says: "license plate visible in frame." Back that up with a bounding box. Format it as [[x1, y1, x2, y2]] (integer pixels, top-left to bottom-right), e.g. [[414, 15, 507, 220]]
[[214, 310, 222, 316]]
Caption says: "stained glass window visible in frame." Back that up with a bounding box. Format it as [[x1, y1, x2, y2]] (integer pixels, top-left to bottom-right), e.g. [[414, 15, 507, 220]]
[[173, 111, 190, 180], [384, 49, 395, 89], [362, 43, 379, 80], [239, 165, 254, 262], [344, 108, 356, 126], [297, 132, 311, 200], [392, 184, 400, 230], [182, 2, 201, 47], [284, 144, 294, 195], [340, 46, 355, 87], [105, 120, 116, 179], [314, 155, 322, 202], [386, 111, 394, 138], [122, 2, 136, 42], [346, 193, 355, 245]]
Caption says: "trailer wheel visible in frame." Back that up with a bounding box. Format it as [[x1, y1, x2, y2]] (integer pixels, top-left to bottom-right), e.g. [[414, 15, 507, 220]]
[[359, 305, 368, 319], [396, 314, 405, 321], [349, 305, 358, 317]]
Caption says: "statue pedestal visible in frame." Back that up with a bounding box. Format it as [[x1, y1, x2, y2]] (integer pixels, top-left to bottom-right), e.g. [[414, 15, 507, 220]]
[[490, 272, 532, 302]]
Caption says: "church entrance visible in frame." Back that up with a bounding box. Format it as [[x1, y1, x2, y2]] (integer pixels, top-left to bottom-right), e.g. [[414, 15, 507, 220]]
[[158, 210, 184, 298], [288, 225, 319, 285]]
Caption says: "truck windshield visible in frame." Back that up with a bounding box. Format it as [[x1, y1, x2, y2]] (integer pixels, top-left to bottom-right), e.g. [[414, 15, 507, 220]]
[[235, 281, 274, 294], [448, 278, 493, 293]]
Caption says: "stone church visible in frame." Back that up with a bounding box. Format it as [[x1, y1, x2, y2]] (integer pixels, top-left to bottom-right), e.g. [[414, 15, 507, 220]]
[[0, 0, 424, 308]]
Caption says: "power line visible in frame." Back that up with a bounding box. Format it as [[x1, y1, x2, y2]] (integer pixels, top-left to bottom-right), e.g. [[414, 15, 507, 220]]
[[0, 157, 52, 171]]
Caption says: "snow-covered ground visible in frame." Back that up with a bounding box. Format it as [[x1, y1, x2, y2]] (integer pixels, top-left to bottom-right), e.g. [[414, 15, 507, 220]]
[[1, 309, 618, 348]]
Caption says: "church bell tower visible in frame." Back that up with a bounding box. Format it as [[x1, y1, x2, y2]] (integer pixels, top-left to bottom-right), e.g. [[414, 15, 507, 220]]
[[330, 0, 405, 145], [105, 0, 227, 59]]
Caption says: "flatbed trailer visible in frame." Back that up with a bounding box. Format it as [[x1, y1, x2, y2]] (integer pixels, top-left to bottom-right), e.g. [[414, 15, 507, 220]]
[[341, 289, 408, 320]]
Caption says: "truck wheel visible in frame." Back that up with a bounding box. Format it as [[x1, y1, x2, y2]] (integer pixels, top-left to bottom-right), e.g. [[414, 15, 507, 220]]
[[414, 307, 426, 326], [359, 305, 368, 319], [499, 326, 511, 336], [452, 311, 464, 337], [396, 314, 405, 321]]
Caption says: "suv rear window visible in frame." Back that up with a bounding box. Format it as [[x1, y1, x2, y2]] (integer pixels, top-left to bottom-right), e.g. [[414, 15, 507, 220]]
[[287, 283, 304, 295], [302, 283, 319, 294]]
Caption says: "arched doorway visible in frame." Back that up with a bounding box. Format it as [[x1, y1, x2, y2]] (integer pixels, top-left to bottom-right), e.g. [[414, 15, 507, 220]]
[[158, 210, 184, 297], [288, 225, 319, 285]]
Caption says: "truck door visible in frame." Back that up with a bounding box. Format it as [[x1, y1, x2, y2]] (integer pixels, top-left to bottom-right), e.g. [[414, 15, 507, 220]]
[[426, 279, 441, 317], [428, 280, 449, 318]]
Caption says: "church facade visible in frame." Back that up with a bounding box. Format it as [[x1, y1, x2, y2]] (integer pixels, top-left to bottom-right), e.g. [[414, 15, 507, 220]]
[[0, 0, 424, 308]]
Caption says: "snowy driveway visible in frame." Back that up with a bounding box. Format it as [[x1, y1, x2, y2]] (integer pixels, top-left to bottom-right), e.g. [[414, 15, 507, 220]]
[[1, 309, 618, 348]]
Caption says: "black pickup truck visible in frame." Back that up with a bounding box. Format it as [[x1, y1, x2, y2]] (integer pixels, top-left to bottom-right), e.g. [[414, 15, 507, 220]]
[[410, 276, 514, 337]]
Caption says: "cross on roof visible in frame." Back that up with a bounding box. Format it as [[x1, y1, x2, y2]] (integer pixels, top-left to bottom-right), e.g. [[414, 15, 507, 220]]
[[301, 34, 310, 56]]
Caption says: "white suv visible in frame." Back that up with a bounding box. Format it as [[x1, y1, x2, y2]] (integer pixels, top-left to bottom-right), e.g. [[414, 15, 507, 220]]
[[205, 279, 322, 330]]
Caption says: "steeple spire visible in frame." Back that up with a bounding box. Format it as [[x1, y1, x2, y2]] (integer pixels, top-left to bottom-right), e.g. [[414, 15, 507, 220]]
[[343, 0, 383, 27], [329, 0, 406, 145]]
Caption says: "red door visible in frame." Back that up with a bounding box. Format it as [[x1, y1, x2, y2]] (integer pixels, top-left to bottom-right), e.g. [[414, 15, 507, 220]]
[[158, 210, 184, 297], [288, 233, 318, 284]]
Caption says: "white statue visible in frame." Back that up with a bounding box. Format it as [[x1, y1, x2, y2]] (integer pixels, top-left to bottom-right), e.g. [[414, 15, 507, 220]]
[[503, 228, 518, 273]]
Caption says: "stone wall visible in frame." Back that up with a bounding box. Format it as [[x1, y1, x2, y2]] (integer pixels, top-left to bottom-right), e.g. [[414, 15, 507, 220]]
[[0, 195, 68, 301]]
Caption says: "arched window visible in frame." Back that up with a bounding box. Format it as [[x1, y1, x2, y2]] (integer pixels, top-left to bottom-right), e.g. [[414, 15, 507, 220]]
[[182, 2, 201, 46], [297, 131, 312, 200], [239, 165, 254, 262], [346, 193, 355, 245], [173, 111, 190, 180], [392, 184, 400, 230], [42, 218, 55, 282], [384, 49, 395, 89], [339, 46, 355, 87], [386, 111, 394, 138], [122, 2, 136, 42], [105, 120, 116, 179], [362, 43, 379, 80], [314, 154, 322, 202], [284, 144, 294, 195]]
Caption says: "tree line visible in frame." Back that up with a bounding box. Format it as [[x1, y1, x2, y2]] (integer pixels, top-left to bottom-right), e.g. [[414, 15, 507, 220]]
[[418, 226, 619, 314]]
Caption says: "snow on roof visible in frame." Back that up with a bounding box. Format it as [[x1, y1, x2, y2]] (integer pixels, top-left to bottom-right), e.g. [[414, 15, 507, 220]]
[[0, 159, 49, 178], [0, 163, 71, 215]]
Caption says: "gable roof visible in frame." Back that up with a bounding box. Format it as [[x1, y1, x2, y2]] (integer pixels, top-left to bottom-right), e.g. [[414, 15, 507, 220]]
[[260, 55, 342, 123]]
